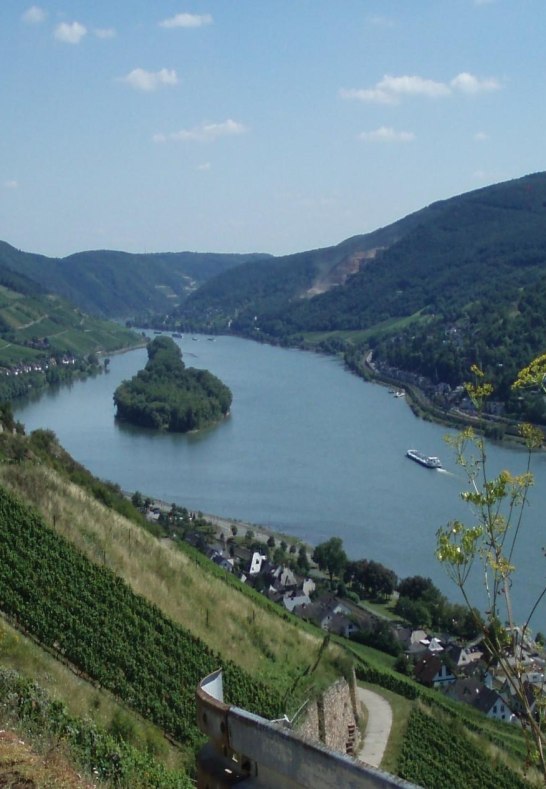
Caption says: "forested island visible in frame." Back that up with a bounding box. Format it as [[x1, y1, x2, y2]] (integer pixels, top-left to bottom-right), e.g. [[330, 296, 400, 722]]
[[113, 335, 232, 432]]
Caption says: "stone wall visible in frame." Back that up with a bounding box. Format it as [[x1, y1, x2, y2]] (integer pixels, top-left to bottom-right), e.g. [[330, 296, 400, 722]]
[[297, 672, 358, 756]]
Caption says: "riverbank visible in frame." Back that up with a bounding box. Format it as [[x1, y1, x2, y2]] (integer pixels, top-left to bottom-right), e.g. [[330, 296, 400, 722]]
[[142, 494, 310, 552], [353, 350, 544, 448]]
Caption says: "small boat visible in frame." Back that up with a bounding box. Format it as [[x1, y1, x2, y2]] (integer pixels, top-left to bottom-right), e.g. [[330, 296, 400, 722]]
[[406, 449, 442, 469], [394, 390, 405, 398]]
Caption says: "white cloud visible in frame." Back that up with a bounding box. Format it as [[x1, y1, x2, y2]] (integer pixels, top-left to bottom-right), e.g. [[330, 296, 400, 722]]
[[4, 180, 18, 190], [474, 131, 489, 141], [359, 126, 415, 143], [22, 6, 46, 24], [341, 71, 500, 104], [197, 162, 212, 171], [154, 119, 248, 143], [451, 72, 500, 94], [159, 13, 213, 29], [94, 28, 116, 39], [54, 21, 87, 44], [120, 68, 178, 92], [341, 74, 450, 104]]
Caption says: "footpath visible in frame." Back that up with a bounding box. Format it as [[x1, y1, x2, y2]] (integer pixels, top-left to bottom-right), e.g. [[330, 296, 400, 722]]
[[356, 687, 393, 768]]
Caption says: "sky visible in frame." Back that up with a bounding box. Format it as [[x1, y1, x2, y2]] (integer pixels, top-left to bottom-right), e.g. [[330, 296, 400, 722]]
[[1, 1, 545, 259]]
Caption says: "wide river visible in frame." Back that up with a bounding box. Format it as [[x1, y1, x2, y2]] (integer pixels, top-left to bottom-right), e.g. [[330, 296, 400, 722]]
[[14, 334, 545, 631]]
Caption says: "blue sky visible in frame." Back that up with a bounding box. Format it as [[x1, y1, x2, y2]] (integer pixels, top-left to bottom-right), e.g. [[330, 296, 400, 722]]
[[2, 1, 545, 258]]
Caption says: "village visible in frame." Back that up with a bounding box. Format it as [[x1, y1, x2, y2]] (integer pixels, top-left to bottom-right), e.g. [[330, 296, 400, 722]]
[[142, 496, 546, 730]]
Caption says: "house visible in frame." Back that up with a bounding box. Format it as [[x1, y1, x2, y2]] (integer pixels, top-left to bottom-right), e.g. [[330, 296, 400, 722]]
[[445, 678, 514, 722], [414, 654, 456, 688], [282, 591, 311, 613], [270, 565, 297, 591], [327, 612, 359, 639], [248, 551, 268, 575], [444, 642, 483, 669], [302, 577, 316, 597], [211, 553, 234, 573], [292, 595, 351, 632]]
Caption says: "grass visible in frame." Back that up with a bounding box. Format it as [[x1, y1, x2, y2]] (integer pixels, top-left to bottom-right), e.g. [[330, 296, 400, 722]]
[[357, 681, 413, 774], [0, 616, 189, 773], [0, 728, 94, 789], [357, 597, 401, 621], [0, 458, 345, 715], [301, 311, 430, 346]]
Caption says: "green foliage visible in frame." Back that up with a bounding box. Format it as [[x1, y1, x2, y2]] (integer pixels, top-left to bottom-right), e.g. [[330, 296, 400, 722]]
[[436, 367, 546, 777], [24, 428, 151, 531], [0, 240, 269, 318], [350, 621, 403, 657], [0, 484, 282, 751], [345, 559, 397, 599], [0, 667, 192, 787], [312, 537, 347, 587], [398, 707, 532, 789], [175, 171, 546, 418], [114, 336, 232, 432]]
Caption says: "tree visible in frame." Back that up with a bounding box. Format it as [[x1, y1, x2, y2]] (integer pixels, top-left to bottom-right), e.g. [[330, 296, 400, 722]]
[[346, 559, 397, 599], [397, 575, 440, 603], [131, 490, 144, 509], [312, 537, 347, 588], [436, 363, 546, 778], [297, 545, 310, 574]]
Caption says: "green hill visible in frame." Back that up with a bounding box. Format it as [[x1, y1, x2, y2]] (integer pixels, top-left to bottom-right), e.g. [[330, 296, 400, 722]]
[[0, 425, 539, 786], [0, 255, 141, 399], [174, 171, 546, 421], [0, 241, 270, 318]]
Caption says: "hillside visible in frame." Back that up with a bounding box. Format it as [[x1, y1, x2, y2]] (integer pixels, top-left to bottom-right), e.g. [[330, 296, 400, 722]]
[[0, 241, 270, 318], [0, 250, 143, 400], [0, 425, 541, 787], [173, 171, 546, 422]]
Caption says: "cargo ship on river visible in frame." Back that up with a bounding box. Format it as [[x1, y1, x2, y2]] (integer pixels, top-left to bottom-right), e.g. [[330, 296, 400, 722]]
[[406, 449, 442, 469]]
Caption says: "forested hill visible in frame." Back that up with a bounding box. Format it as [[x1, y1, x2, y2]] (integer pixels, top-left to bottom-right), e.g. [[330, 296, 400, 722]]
[[175, 171, 546, 337], [0, 241, 270, 318], [114, 335, 232, 432], [173, 171, 546, 421], [169, 208, 433, 331]]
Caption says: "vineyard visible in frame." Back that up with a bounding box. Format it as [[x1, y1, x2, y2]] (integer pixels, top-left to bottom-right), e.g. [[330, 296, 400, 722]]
[[398, 706, 533, 789], [0, 485, 282, 755]]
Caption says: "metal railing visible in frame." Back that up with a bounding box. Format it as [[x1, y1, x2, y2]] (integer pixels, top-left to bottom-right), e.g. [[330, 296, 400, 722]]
[[196, 670, 420, 789]]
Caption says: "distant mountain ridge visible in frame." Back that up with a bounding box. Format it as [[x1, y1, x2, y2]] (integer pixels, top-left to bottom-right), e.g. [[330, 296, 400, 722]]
[[174, 171, 546, 336], [0, 241, 271, 317], [171, 170, 546, 423], [4, 171, 546, 421]]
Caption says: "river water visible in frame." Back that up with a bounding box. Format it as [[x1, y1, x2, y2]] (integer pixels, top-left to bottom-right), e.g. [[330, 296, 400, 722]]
[[13, 334, 546, 630]]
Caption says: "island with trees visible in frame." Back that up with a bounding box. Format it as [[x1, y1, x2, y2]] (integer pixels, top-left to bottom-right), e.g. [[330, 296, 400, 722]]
[[113, 335, 232, 432]]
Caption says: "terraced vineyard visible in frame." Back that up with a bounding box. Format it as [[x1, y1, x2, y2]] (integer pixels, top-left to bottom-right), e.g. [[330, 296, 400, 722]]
[[0, 485, 282, 751]]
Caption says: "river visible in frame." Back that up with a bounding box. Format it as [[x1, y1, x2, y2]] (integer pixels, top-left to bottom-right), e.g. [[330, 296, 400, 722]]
[[13, 334, 546, 631]]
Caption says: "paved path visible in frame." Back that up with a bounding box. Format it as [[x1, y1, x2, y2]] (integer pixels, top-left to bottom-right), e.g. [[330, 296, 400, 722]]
[[356, 687, 393, 768]]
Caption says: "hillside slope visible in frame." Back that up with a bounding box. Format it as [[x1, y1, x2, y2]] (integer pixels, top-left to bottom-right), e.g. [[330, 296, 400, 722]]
[[174, 171, 546, 421], [0, 241, 270, 318], [174, 171, 546, 335], [0, 427, 539, 786]]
